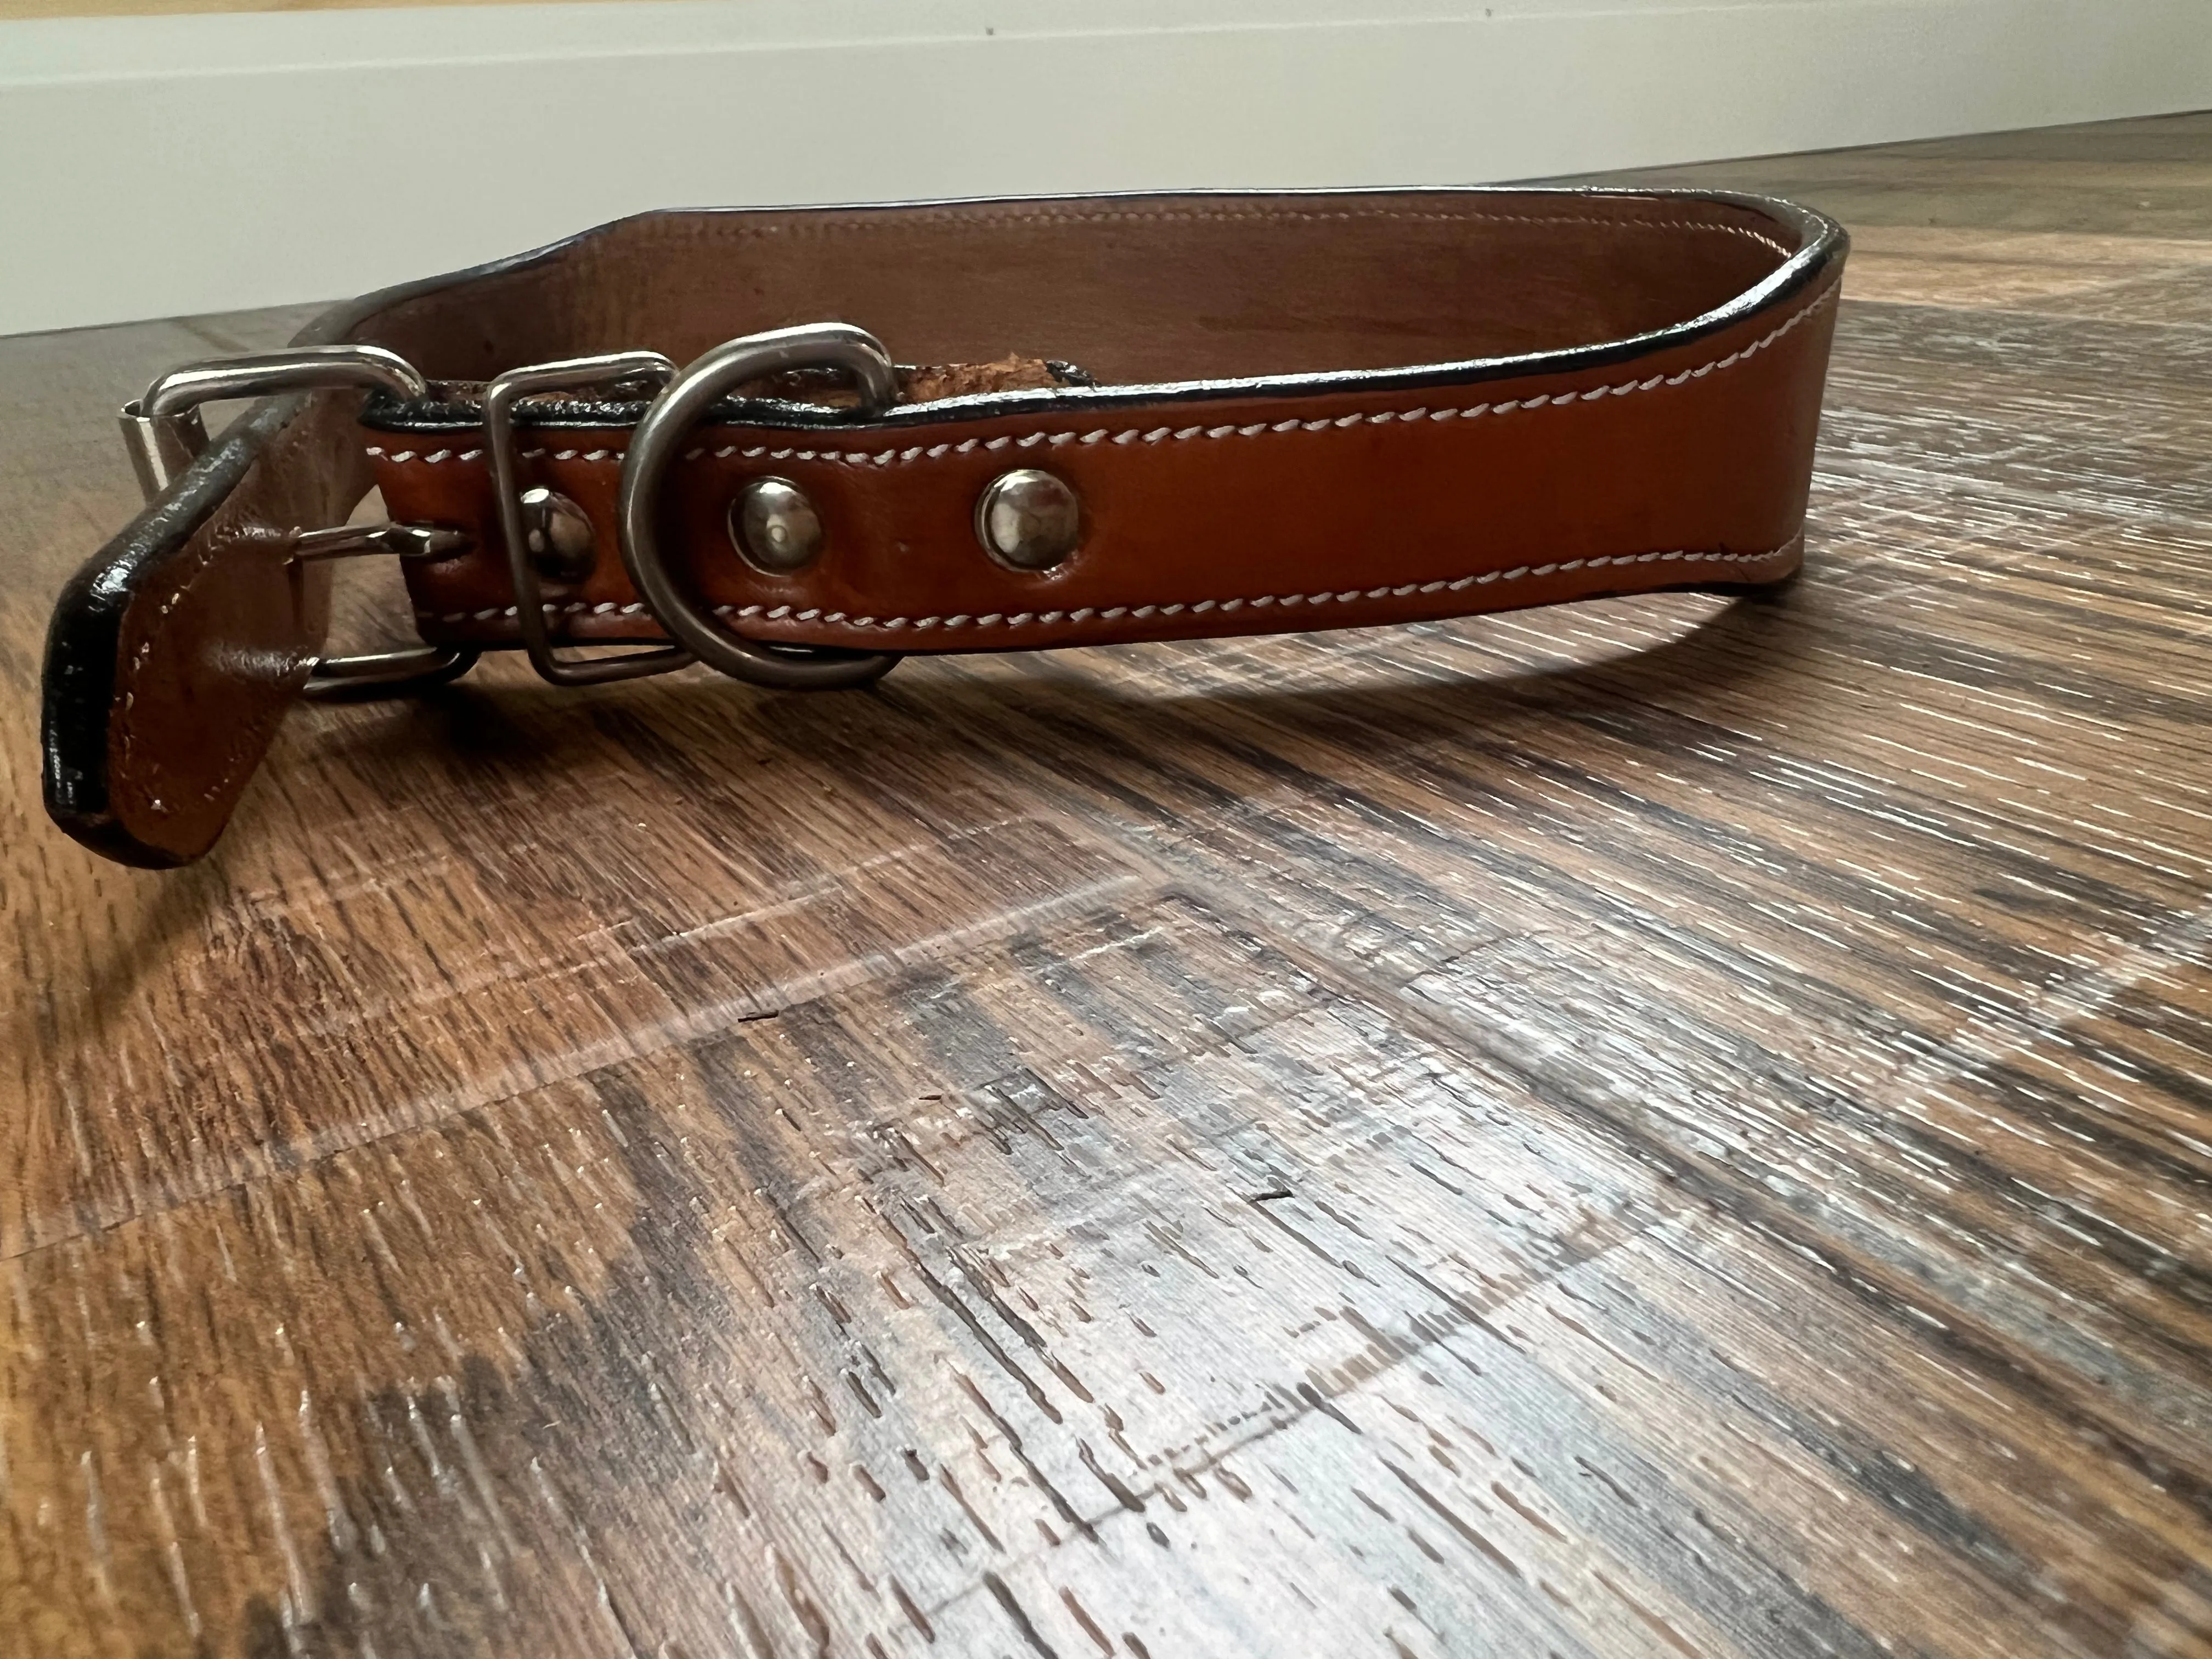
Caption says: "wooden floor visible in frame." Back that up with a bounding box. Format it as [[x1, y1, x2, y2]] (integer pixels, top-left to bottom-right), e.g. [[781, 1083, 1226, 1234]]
[[5, 111, 2212, 1658]]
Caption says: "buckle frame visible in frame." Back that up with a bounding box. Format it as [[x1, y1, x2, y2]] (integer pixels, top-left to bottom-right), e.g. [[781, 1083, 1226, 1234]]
[[120, 344, 482, 699], [121, 345, 428, 502]]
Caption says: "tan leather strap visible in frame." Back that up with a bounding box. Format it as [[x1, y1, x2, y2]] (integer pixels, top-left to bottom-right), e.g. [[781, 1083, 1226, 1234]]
[[43, 188, 1847, 868]]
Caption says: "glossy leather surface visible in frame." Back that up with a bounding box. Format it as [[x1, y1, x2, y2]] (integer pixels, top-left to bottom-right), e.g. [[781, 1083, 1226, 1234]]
[[42, 188, 1846, 867]]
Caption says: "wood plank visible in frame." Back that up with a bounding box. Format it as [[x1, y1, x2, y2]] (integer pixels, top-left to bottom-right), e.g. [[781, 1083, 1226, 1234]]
[[5, 110, 2212, 1657], [14, 890, 2211, 1656], [1563, 111, 2212, 243]]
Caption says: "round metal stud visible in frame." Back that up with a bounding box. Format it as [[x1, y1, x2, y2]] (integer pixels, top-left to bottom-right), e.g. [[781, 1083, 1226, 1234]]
[[730, 477, 825, 574], [975, 469, 1081, 572], [520, 487, 596, 583]]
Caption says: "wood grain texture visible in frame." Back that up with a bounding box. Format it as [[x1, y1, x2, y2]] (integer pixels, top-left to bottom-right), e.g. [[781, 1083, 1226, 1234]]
[[5, 110, 2212, 1657]]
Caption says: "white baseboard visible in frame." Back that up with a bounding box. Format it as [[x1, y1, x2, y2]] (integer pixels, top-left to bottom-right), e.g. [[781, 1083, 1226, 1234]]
[[3, 0, 2208, 335]]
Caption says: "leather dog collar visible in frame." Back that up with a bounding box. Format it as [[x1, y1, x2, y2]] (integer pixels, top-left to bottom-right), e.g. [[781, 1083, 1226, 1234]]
[[42, 187, 1847, 868]]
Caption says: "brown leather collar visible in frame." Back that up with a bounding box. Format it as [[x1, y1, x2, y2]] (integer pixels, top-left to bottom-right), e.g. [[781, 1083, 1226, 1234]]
[[42, 188, 1847, 868]]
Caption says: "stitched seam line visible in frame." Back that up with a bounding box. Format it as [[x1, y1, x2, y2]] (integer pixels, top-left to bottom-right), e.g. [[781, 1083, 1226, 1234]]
[[416, 544, 1796, 630], [370, 204, 1797, 338], [636, 205, 1798, 259], [368, 286, 1833, 470]]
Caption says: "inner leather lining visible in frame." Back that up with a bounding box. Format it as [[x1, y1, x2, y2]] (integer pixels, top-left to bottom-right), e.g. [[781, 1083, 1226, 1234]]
[[347, 192, 1798, 394], [398, 354, 1088, 426]]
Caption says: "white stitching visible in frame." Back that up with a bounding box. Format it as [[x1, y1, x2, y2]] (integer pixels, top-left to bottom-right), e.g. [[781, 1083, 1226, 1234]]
[[371, 288, 1832, 470], [648, 203, 1798, 259], [417, 544, 1793, 628]]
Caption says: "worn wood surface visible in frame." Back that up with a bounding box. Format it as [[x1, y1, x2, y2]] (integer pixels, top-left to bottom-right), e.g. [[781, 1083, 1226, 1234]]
[[5, 111, 2212, 1658]]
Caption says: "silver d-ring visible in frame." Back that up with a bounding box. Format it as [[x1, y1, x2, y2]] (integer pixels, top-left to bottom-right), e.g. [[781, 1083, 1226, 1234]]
[[617, 324, 902, 691]]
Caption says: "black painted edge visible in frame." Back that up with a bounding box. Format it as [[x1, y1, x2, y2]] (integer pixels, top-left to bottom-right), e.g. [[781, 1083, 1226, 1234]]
[[41, 396, 304, 867], [356, 187, 1848, 434]]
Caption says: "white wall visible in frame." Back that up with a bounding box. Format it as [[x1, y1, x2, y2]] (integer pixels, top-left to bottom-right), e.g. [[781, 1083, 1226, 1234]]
[[2, 0, 2208, 335]]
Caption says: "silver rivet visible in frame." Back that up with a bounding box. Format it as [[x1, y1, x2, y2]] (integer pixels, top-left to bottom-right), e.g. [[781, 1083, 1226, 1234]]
[[730, 477, 823, 574], [975, 469, 1081, 571], [520, 487, 595, 583]]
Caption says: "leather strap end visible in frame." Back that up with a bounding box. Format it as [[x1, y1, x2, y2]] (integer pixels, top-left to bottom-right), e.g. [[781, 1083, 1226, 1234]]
[[42, 394, 361, 867]]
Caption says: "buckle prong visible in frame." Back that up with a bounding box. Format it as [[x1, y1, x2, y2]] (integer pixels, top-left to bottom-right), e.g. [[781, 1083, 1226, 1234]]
[[290, 521, 471, 563]]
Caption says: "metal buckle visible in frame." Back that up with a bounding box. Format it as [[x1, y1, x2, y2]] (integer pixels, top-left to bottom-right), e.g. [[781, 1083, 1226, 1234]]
[[618, 324, 903, 692], [121, 345, 428, 502], [120, 345, 480, 699], [115, 329, 909, 705], [483, 351, 695, 686]]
